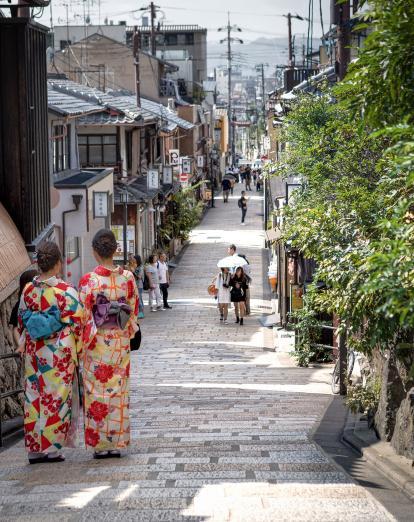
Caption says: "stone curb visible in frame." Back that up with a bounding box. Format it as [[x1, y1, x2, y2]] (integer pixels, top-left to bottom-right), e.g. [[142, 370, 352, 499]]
[[342, 413, 414, 501]]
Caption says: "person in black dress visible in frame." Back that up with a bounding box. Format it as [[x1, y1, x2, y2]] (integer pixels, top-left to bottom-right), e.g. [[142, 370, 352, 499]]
[[230, 266, 249, 326], [9, 269, 38, 348]]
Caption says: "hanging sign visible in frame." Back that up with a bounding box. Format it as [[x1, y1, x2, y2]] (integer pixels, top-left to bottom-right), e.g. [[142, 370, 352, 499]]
[[163, 166, 173, 185], [169, 149, 179, 165], [148, 169, 160, 190], [181, 158, 191, 174]]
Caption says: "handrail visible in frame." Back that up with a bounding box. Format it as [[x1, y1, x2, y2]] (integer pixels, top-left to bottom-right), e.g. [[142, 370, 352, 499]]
[[0, 352, 24, 447]]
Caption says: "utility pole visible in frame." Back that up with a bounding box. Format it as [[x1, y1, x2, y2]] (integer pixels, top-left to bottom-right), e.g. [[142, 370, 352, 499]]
[[139, 2, 160, 56], [283, 13, 306, 68], [219, 13, 243, 166], [335, 0, 351, 80], [133, 26, 141, 108], [150, 1, 157, 56], [256, 64, 268, 140]]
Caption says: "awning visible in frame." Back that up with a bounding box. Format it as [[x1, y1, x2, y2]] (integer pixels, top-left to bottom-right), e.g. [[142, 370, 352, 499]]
[[265, 227, 282, 243]]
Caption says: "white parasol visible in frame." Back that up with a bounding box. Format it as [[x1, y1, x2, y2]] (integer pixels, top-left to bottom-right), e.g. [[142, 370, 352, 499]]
[[217, 255, 248, 268]]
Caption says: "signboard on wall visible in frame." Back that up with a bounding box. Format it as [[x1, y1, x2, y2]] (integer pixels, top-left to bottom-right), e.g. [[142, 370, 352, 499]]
[[181, 158, 191, 174], [163, 166, 173, 185], [148, 169, 160, 190], [112, 225, 135, 260], [290, 284, 304, 312], [169, 149, 179, 165], [197, 155, 205, 168], [179, 173, 189, 187], [93, 191, 109, 218]]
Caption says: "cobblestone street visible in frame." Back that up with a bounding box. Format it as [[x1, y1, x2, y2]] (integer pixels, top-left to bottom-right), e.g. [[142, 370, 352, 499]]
[[0, 186, 397, 521]]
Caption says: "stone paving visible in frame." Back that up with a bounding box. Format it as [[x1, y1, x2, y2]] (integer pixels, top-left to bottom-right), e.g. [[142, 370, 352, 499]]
[[0, 185, 397, 521]]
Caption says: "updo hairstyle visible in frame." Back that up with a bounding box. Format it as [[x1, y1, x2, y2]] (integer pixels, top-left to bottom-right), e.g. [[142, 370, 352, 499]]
[[92, 229, 117, 259], [36, 241, 62, 273]]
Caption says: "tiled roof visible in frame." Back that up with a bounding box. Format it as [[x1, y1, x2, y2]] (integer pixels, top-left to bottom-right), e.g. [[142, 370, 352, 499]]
[[48, 86, 103, 116], [47, 78, 193, 130], [47, 78, 141, 120]]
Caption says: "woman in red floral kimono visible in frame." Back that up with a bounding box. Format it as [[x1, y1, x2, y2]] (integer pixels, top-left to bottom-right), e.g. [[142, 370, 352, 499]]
[[78, 229, 138, 458], [18, 241, 83, 464]]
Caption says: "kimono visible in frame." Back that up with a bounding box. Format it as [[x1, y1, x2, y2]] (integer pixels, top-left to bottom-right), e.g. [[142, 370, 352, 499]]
[[78, 266, 138, 451], [18, 276, 83, 454]]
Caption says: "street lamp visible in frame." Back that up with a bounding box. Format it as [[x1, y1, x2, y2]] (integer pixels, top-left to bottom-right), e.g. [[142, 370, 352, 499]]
[[120, 190, 129, 266]]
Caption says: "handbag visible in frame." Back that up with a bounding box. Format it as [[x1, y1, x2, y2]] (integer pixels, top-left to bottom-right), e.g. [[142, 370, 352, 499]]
[[93, 293, 131, 330], [21, 305, 64, 340], [130, 324, 141, 351], [207, 283, 218, 296]]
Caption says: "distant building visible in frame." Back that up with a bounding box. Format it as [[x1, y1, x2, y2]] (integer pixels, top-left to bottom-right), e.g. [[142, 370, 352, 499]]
[[52, 23, 127, 49], [49, 33, 179, 104], [127, 25, 207, 98]]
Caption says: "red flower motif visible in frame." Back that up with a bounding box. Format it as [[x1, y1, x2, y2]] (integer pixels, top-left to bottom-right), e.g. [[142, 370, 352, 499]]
[[94, 364, 114, 384], [85, 427, 100, 448], [88, 400, 109, 422]]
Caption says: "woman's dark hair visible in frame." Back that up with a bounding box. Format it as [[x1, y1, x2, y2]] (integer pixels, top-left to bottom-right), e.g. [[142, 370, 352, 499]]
[[19, 269, 38, 295], [235, 266, 245, 277], [148, 254, 156, 264], [92, 229, 117, 259], [134, 255, 142, 267], [36, 242, 62, 273]]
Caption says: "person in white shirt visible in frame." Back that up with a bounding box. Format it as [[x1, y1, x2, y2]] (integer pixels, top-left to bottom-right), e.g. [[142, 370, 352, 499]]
[[158, 252, 172, 309]]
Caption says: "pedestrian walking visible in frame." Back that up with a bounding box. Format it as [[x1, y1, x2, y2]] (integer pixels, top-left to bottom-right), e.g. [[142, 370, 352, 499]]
[[256, 173, 262, 191], [230, 266, 249, 326], [215, 268, 231, 324], [222, 177, 231, 203], [17, 241, 83, 464], [158, 252, 172, 309], [245, 166, 252, 191], [238, 191, 248, 225], [78, 229, 138, 459], [228, 244, 237, 256], [146, 254, 163, 311], [239, 254, 252, 314], [132, 255, 145, 318]]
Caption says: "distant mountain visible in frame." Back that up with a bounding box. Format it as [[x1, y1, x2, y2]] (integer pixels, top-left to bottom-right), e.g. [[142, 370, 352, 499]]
[[207, 36, 321, 75]]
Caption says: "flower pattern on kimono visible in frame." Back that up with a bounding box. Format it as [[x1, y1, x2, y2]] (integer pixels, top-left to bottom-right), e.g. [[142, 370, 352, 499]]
[[88, 400, 109, 423], [85, 427, 100, 447], [94, 363, 114, 384]]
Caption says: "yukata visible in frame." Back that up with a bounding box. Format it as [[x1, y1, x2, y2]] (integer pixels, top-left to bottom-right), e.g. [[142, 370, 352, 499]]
[[78, 266, 138, 451], [18, 276, 83, 454]]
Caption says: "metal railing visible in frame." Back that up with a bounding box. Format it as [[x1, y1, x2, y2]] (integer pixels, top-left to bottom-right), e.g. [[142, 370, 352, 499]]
[[0, 353, 24, 447]]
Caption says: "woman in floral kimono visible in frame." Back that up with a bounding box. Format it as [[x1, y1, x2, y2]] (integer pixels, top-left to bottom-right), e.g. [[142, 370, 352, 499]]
[[18, 242, 83, 464], [78, 229, 138, 459]]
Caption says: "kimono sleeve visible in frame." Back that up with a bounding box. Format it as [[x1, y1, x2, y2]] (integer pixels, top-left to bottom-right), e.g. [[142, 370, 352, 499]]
[[59, 286, 84, 357], [78, 273, 99, 350], [126, 271, 139, 338]]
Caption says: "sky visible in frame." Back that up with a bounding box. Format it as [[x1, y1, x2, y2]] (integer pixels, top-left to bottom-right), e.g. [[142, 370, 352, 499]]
[[38, 0, 331, 44]]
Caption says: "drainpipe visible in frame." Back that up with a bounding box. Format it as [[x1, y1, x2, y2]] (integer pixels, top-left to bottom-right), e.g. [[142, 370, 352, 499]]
[[62, 194, 83, 259]]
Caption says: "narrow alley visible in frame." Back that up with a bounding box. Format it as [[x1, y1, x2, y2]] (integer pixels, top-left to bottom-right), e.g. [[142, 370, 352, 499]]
[[0, 186, 402, 521]]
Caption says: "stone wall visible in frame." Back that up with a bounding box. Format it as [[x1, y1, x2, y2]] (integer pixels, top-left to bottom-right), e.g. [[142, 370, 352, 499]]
[[0, 290, 24, 420], [373, 346, 414, 459]]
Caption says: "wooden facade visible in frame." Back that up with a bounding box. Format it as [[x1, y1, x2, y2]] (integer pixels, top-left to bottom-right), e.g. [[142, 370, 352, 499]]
[[0, 18, 51, 248]]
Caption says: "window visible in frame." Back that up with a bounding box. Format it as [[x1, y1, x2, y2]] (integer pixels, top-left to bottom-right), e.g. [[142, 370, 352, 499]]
[[52, 124, 70, 173], [60, 39, 72, 50], [78, 134, 117, 166], [165, 34, 177, 46], [185, 33, 194, 45], [66, 237, 80, 262]]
